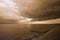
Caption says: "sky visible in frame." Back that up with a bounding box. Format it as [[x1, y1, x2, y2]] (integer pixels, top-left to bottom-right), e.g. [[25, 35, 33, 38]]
[[0, 0, 60, 22]]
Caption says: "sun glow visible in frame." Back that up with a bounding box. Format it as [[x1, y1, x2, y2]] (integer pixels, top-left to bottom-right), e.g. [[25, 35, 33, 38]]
[[18, 18, 60, 24], [18, 18, 32, 23]]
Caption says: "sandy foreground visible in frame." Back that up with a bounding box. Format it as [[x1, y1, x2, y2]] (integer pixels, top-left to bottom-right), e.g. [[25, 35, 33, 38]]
[[0, 24, 60, 40]]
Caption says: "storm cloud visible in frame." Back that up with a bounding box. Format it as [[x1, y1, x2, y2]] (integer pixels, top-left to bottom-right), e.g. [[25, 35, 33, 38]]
[[18, 0, 60, 21]]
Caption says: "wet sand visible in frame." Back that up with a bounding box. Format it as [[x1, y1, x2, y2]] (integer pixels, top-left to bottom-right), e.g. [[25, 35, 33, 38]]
[[0, 24, 60, 40]]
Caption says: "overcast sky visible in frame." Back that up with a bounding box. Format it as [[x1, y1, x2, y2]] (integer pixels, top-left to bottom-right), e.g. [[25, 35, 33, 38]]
[[0, 0, 60, 21]]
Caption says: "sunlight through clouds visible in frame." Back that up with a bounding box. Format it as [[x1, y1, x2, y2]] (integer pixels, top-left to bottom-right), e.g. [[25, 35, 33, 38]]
[[0, 0, 21, 19]]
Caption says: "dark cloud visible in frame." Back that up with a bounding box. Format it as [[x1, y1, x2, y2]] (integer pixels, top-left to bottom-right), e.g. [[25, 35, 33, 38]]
[[20, 0, 60, 21]]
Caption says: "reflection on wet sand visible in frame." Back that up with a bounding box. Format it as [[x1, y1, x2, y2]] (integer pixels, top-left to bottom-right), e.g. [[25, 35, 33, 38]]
[[0, 24, 60, 40]]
